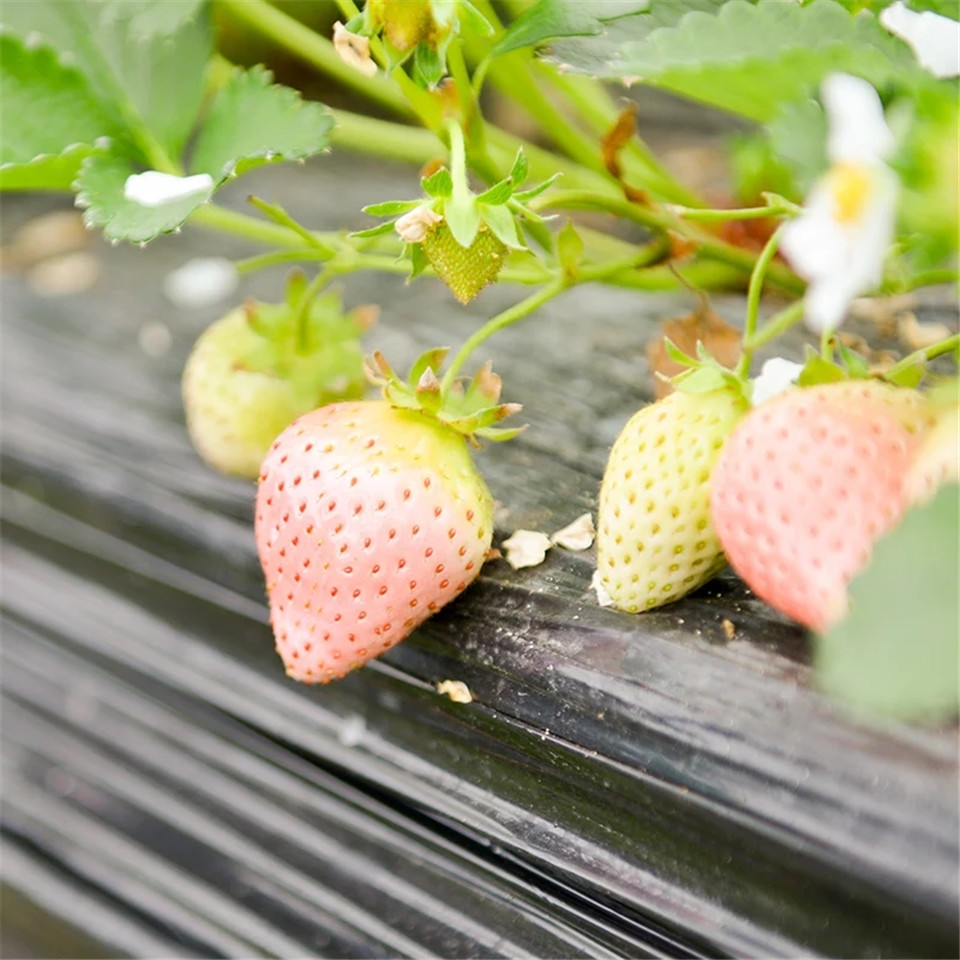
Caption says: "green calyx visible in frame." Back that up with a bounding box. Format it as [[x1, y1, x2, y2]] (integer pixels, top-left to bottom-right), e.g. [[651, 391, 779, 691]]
[[357, 0, 492, 87], [240, 272, 374, 407], [367, 348, 524, 445], [662, 336, 751, 405], [353, 137, 559, 300]]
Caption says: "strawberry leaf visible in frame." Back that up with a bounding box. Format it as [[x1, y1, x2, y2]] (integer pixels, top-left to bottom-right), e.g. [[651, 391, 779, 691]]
[[549, 0, 924, 121], [476, 178, 514, 205], [509, 148, 529, 186], [0, 34, 119, 190], [350, 221, 398, 239], [816, 484, 959, 722], [1, 0, 212, 159], [798, 350, 847, 386], [362, 198, 422, 216], [408, 241, 430, 279], [480, 204, 524, 249], [443, 195, 481, 248], [75, 152, 210, 243], [422, 167, 453, 198], [190, 66, 334, 182], [492, 0, 648, 57]]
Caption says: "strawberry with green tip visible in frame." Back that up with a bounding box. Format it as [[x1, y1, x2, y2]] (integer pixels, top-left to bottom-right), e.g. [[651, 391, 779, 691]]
[[182, 276, 373, 478], [255, 352, 520, 683], [710, 382, 920, 631], [596, 383, 749, 613]]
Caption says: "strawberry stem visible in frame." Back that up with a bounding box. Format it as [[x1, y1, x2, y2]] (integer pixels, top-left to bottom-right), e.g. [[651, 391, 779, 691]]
[[742, 300, 806, 352], [737, 222, 788, 378], [292, 268, 334, 354], [886, 333, 960, 378], [440, 278, 567, 391]]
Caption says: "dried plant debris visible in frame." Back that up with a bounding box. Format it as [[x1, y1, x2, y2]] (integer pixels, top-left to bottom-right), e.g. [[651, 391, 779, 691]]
[[647, 302, 742, 400], [436, 680, 473, 703]]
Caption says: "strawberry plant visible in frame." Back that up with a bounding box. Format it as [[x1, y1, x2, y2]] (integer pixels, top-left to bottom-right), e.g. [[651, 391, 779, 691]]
[[4, 0, 957, 719]]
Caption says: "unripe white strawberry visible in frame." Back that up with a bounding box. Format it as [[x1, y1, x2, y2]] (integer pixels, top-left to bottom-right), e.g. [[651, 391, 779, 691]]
[[596, 387, 749, 612]]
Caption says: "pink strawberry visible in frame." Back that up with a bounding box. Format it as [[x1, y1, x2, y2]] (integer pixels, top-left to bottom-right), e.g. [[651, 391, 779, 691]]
[[710, 383, 920, 631], [254, 355, 519, 682]]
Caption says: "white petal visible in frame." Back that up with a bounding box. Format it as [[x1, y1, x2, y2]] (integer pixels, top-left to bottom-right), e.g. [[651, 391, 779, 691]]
[[881, 2, 960, 78], [163, 257, 239, 309], [822, 74, 894, 163], [780, 183, 847, 280], [751, 358, 804, 406], [124, 171, 214, 208], [591, 569, 614, 608], [550, 512, 596, 551], [333, 21, 377, 77], [501, 530, 552, 569], [395, 205, 443, 243]]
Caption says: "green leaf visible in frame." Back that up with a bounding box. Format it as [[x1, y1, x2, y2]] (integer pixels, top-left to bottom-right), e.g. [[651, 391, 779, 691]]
[[476, 178, 513, 205], [766, 97, 828, 195], [884, 363, 926, 388], [551, 0, 924, 121], [443, 195, 480, 248], [798, 349, 847, 386], [556, 219, 584, 273], [362, 198, 422, 216], [350, 221, 398, 239], [546, 0, 722, 74], [190, 66, 334, 182], [0, 34, 119, 190], [408, 241, 430, 279], [422, 167, 453, 198], [413, 41, 444, 88], [101, 0, 207, 40], [1, 0, 212, 159], [512, 171, 562, 203], [816, 485, 960, 722], [75, 152, 209, 242], [509, 148, 529, 186], [837, 341, 871, 378], [493, 0, 649, 57], [905, 0, 960, 19], [480, 203, 524, 249]]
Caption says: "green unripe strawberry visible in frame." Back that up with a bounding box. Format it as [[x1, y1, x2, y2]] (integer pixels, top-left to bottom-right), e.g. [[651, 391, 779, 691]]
[[182, 291, 371, 478], [420, 222, 507, 304], [596, 388, 749, 612], [366, 0, 435, 51]]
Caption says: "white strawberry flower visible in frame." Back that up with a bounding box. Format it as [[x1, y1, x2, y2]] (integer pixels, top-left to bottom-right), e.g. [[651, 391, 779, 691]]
[[880, 2, 960, 79], [780, 74, 899, 334], [750, 357, 804, 406], [124, 171, 214, 208]]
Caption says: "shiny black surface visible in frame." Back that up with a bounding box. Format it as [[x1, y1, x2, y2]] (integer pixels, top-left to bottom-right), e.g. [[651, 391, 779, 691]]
[[2, 159, 958, 958]]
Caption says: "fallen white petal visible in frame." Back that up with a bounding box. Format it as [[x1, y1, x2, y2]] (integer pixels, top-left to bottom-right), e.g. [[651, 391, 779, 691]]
[[751, 358, 804, 406], [591, 569, 614, 608], [501, 529, 552, 569], [124, 171, 214, 208], [163, 257, 239, 309], [333, 21, 377, 77], [822, 74, 893, 164], [436, 680, 473, 704], [395, 205, 443, 243], [550, 513, 596, 551], [881, 2, 960, 78]]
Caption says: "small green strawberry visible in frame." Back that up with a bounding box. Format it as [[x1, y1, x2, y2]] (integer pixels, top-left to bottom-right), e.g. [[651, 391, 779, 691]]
[[182, 278, 373, 478], [596, 385, 749, 613], [420, 222, 507, 304]]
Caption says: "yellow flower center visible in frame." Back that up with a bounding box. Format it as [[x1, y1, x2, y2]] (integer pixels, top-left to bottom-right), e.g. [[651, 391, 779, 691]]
[[830, 162, 873, 224]]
